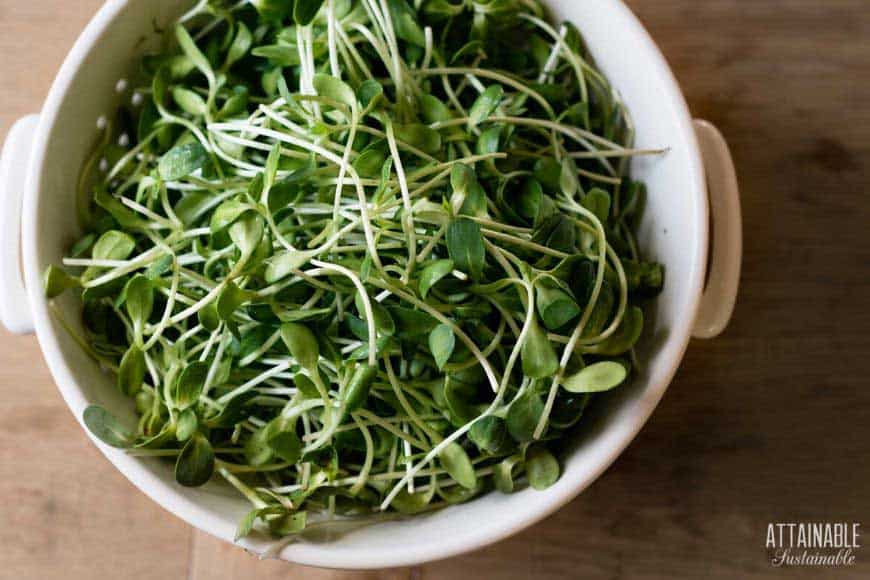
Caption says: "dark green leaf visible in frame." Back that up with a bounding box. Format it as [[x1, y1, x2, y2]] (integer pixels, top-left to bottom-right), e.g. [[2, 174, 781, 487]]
[[469, 415, 509, 454], [175, 433, 215, 487], [446, 218, 485, 281], [342, 363, 377, 413]]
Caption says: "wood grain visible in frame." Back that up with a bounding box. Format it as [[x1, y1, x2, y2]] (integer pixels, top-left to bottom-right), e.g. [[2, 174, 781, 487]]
[[1, 1, 868, 578]]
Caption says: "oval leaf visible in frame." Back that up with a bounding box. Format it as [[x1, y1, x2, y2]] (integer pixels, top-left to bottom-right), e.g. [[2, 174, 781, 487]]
[[82, 405, 133, 448], [428, 323, 455, 370], [526, 445, 560, 490], [280, 322, 320, 370], [174, 361, 209, 410], [439, 442, 476, 490], [175, 433, 215, 487], [118, 345, 146, 396], [521, 317, 559, 378], [158, 142, 208, 181], [446, 218, 485, 281], [562, 361, 627, 393]]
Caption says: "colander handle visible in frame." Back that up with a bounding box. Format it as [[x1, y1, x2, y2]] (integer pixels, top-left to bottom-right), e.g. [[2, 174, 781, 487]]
[[691, 119, 742, 339], [0, 114, 39, 334]]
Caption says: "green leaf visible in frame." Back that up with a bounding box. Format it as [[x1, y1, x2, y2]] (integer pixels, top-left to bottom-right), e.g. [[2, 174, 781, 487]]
[[357, 80, 384, 110], [388, 306, 438, 338], [235, 508, 262, 540], [198, 301, 221, 331], [418, 259, 454, 298], [419, 94, 451, 123], [439, 442, 476, 489], [206, 391, 257, 429], [175, 25, 213, 84], [450, 163, 475, 197], [158, 142, 208, 180], [294, 0, 325, 25], [145, 254, 173, 279], [293, 372, 320, 398], [342, 363, 377, 413], [94, 189, 147, 229], [174, 361, 209, 410], [476, 125, 501, 156], [252, 44, 301, 67], [118, 345, 146, 396], [210, 199, 251, 233], [268, 427, 302, 464], [176, 408, 199, 442], [252, 0, 294, 21], [280, 322, 319, 370], [521, 316, 559, 378], [82, 405, 133, 448], [526, 445, 560, 490], [355, 292, 396, 336], [172, 87, 207, 116], [228, 212, 264, 257], [353, 147, 387, 179], [469, 415, 509, 454], [458, 180, 488, 218], [313, 73, 356, 109], [535, 276, 580, 330], [175, 433, 215, 487], [468, 85, 504, 126], [265, 249, 317, 283], [224, 22, 252, 69], [582, 188, 611, 224], [562, 361, 627, 393], [269, 511, 307, 535], [393, 123, 441, 154], [506, 388, 544, 443], [244, 421, 277, 466], [44, 265, 79, 298], [123, 274, 154, 330], [217, 281, 255, 321], [493, 454, 523, 493], [446, 218, 485, 281], [388, 0, 426, 46], [151, 65, 170, 109], [585, 306, 644, 355], [92, 230, 136, 260], [428, 323, 455, 370], [560, 157, 579, 197]]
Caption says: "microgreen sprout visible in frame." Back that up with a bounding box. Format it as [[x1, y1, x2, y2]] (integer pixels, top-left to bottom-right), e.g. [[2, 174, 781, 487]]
[[51, 0, 664, 541]]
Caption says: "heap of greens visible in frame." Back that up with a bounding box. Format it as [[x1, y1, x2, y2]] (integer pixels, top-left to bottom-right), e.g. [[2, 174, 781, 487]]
[[45, 0, 663, 540]]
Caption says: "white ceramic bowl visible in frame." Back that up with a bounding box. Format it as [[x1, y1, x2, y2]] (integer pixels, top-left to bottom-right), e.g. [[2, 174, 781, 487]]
[[0, 0, 741, 569]]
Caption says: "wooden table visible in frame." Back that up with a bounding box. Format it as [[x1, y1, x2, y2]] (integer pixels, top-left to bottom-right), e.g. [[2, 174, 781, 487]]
[[1, 1, 868, 578]]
